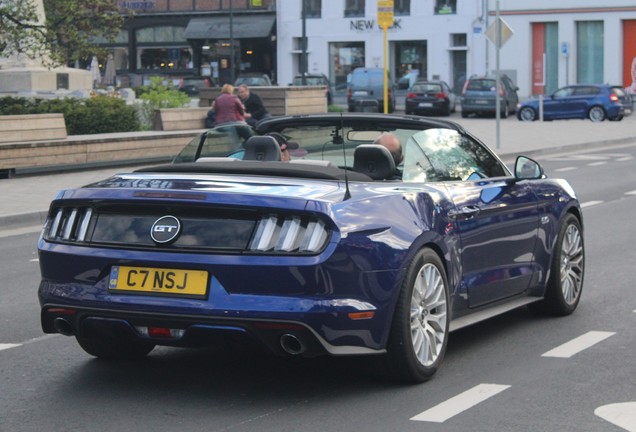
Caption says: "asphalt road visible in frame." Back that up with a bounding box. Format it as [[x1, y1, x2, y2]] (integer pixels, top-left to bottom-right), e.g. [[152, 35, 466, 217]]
[[1, 144, 635, 431]]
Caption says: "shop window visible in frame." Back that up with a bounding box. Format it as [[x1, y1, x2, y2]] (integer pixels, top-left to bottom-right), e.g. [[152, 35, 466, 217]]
[[138, 47, 193, 70], [394, 0, 410, 16], [435, 0, 456, 15], [136, 26, 186, 43], [344, 0, 365, 17], [329, 42, 365, 91], [303, 0, 321, 18]]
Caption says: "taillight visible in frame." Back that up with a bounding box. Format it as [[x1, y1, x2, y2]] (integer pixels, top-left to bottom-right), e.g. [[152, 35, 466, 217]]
[[434, 92, 446, 99], [347, 88, 352, 100], [406, 92, 416, 99], [461, 80, 469, 95], [498, 83, 504, 97], [610, 93, 619, 102], [249, 215, 329, 253]]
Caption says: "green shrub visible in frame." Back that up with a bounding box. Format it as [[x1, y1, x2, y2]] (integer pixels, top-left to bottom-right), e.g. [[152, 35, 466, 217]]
[[0, 96, 141, 135], [137, 77, 191, 129]]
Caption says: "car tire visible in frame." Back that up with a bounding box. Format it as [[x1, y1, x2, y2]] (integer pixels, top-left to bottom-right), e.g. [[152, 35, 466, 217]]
[[530, 213, 585, 316], [76, 335, 155, 359], [588, 106, 606, 122], [384, 248, 450, 383], [461, 110, 469, 118], [518, 106, 537, 121], [501, 104, 509, 118]]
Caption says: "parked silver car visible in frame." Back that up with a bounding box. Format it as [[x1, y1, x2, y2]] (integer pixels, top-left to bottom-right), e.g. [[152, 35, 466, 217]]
[[461, 74, 519, 118]]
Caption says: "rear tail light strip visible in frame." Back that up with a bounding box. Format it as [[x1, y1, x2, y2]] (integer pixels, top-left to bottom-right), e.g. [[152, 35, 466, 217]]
[[249, 215, 329, 253], [46, 207, 93, 242]]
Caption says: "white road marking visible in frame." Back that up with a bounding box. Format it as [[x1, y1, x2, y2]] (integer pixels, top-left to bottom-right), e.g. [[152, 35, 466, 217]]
[[587, 161, 607, 166], [616, 156, 634, 162], [29, 258, 39, 262], [542, 331, 615, 358], [595, 402, 636, 432], [0, 343, 21, 351], [581, 200, 604, 208], [555, 167, 577, 172], [410, 383, 510, 423], [626, 190, 636, 196]]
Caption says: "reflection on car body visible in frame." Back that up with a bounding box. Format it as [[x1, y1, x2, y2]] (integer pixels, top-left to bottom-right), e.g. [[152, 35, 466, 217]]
[[38, 113, 585, 383]]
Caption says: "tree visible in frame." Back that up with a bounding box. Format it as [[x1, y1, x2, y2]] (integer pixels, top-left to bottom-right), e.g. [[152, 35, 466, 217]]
[[0, 0, 124, 67], [0, 0, 47, 63]]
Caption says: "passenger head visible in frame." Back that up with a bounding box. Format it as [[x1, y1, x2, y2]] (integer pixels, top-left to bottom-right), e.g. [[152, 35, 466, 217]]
[[237, 84, 250, 100], [221, 84, 234, 94], [373, 132, 403, 166], [266, 132, 298, 162]]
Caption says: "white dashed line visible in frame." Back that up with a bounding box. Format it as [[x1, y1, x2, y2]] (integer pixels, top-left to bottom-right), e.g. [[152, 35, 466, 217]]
[[616, 156, 634, 162], [626, 191, 636, 196], [581, 200, 604, 208], [587, 161, 608, 166], [595, 402, 636, 432], [542, 331, 615, 358], [555, 167, 577, 172], [0, 343, 21, 352], [410, 383, 511, 423]]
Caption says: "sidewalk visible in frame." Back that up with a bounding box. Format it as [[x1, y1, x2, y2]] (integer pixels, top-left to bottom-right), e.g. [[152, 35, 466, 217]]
[[1, 114, 635, 231]]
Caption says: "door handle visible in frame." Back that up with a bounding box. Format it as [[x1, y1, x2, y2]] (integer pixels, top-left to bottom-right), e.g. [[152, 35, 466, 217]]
[[448, 206, 481, 220]]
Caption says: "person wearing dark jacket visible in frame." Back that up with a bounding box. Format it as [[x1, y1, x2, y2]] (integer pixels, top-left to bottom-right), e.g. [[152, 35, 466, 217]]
[[237, 84, 270, 126]]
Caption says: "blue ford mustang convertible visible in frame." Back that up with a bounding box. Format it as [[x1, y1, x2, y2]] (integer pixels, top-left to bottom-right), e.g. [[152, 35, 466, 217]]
[[38, 114, 584, 383]]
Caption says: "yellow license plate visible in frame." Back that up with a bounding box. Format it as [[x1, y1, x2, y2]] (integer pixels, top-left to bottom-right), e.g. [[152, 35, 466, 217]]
[[109, 265, 208, 298]]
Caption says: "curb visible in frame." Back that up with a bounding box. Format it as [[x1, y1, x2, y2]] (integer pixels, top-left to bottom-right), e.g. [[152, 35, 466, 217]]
[[0, 210, 48, 232]]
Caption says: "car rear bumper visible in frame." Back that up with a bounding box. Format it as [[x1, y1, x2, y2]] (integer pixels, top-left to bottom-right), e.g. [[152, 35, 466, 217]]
[[38, 267, 393, 356]]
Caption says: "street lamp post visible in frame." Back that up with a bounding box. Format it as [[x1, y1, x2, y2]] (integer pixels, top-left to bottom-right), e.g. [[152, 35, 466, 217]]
[[229, 0, 235, 84]]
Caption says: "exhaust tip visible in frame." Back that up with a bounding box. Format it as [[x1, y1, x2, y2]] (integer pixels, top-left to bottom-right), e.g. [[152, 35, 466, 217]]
[[279, 333, 306, 355], [53, 317, 75, 336]]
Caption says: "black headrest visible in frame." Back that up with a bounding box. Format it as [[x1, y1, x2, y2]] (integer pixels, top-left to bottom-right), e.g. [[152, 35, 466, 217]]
[[243, 136, 282, 161], [353, 144, 397, 180]]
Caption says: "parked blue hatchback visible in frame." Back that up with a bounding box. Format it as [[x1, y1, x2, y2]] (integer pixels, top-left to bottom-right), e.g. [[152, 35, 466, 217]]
[[517, 84, 632, 122]]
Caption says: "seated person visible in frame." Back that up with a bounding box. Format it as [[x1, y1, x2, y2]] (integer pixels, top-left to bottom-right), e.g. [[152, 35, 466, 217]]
[[373, 132, 403, 179], [265, 132, 299, 161], [238, 84, 271, 126]]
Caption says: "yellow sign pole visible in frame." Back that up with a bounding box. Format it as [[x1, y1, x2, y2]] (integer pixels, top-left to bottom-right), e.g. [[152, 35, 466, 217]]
[[377, 0, 393, 114], [383, 28, 388, 113]]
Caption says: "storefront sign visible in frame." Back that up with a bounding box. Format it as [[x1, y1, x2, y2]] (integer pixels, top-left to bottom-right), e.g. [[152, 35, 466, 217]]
[[349, 19, 401, 32], [119, 1, 155, 11]]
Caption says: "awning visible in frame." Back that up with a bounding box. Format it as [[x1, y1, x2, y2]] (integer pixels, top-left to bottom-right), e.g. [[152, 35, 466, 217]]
[[184, 15, 275, 40]]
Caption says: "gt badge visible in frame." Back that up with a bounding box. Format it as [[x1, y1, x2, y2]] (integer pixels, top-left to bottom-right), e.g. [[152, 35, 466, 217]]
[[151, 215, 181, 244]]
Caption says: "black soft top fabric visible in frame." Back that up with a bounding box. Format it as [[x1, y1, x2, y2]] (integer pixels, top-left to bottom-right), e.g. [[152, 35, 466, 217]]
[[135, 160, 374, 181]]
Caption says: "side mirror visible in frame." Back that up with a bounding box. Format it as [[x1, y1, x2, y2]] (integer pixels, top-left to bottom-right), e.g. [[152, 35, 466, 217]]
[[514, 155, 544, 180]]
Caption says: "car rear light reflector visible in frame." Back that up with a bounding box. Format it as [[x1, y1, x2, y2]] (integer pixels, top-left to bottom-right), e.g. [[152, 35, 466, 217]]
[[249, 215, 329, 253], [135, 326, 185, 339], [47, 307, 77, 315]]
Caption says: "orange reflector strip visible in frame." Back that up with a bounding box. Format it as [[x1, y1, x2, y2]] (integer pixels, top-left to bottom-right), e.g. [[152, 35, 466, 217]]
[[348, 311, 375, 320]]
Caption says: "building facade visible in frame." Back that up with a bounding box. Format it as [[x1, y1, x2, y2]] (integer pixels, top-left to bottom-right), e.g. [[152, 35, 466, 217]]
[[275, 0, 636, 99], [101, 0, 277, 87]]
